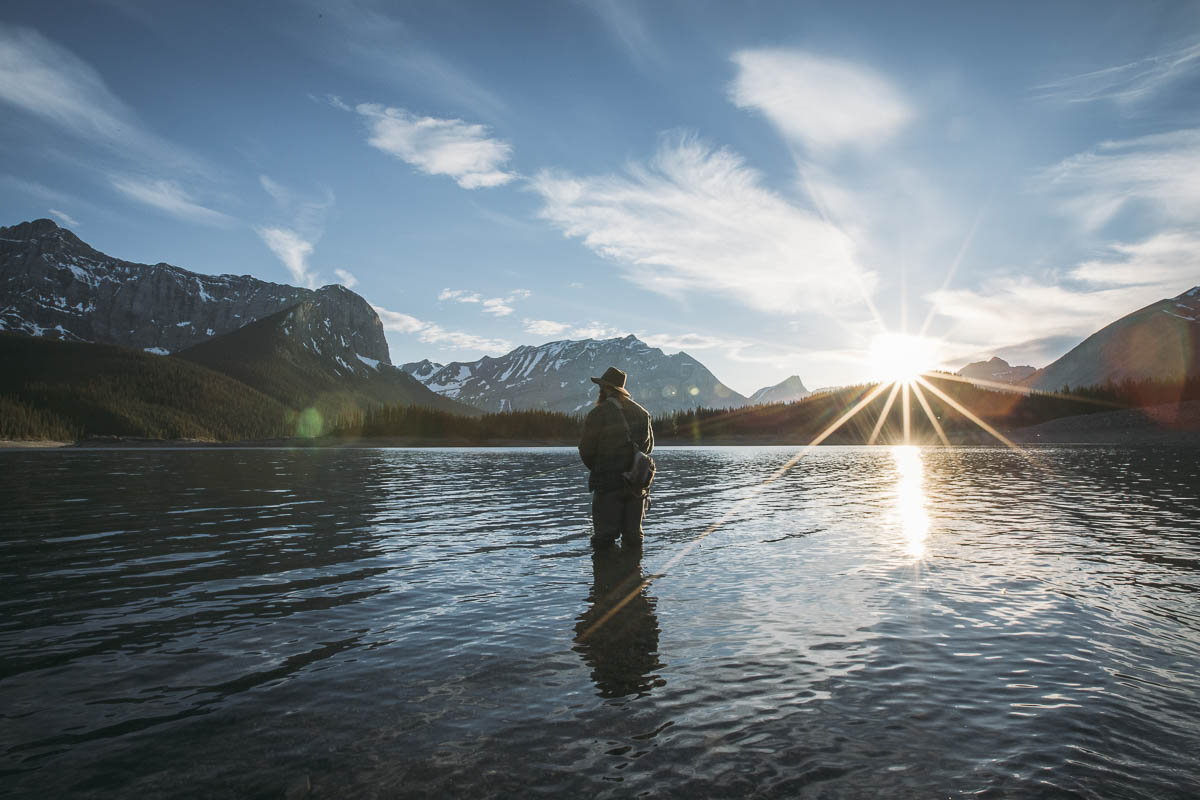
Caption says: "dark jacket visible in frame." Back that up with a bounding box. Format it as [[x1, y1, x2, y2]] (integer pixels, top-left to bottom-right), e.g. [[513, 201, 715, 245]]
[[579, 394, 654, 491]]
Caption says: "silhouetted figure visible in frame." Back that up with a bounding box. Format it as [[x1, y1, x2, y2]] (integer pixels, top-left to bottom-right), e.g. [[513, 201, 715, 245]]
[[573, 547, 664, 698], [578, 366, 654, 549]]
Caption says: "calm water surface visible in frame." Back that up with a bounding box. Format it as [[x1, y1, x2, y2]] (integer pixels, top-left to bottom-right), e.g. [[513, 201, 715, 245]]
[[2, 446, 1199, 798]]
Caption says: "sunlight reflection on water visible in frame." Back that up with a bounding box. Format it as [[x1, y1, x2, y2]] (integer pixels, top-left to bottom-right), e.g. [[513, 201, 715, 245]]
[[892, 445, 929, 559]]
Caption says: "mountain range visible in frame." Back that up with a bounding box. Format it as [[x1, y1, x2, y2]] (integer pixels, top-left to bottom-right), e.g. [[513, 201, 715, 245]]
[[402, 335, 749, 415], [0, 219, 470, 435], [2, 217, 1196, 441]]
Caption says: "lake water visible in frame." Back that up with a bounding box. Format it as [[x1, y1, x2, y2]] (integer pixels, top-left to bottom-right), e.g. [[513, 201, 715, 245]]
[[2, 445, 1199, 798]]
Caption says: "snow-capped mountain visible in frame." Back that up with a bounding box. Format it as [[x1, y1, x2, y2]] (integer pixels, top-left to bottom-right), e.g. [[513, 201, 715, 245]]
[[956, 357, 1037, 385], [748, 375, 811, 405], [403, 335, 748, 414], [0, 218, 386, 363], [402, 358, 445, 382], [1026, 286, 1200, 390]]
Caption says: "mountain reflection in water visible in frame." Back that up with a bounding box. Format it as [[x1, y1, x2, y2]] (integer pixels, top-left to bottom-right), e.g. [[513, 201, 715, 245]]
[[2, 445, 1199, 799]]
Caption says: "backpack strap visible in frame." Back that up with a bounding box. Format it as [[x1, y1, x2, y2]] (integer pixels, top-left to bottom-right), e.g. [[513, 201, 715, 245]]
[[607, 397, 637, 448]]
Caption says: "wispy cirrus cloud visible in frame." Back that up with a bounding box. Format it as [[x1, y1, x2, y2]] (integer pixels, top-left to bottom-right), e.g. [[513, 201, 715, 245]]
[[256, 227, 318, 289], [579, 0, 661, 69], [0, 23, 204, 172], [729, 49, 913, 151], [110, 176, 233, 227], [255, 175, 335, 289], [47, 208, 79, 227], [1035, 39, 1200, 105], [929, 231, 1200, 367], [1038, 129, 1200, 230], [531, 134, 871, 314], [374, 304, 512, 353], [353, 103, 515, 188]]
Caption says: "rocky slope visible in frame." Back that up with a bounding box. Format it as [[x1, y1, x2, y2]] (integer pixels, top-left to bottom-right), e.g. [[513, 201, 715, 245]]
[[179, 293, 476, 419], [748, 375, 811, 405], [1026, 286, 1200, 391], [403, 335, 747, 415], [0, 218, 386, 363], [957, 356, 1037, 385]]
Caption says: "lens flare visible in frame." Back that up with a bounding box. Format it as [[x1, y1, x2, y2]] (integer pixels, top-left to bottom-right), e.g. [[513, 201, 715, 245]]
[[869, 333, 938, 385]]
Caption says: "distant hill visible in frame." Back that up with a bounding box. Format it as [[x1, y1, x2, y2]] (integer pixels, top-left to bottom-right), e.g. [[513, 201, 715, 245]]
[[957, 356, 1036, 385], [0, 333, 291, 440], [179, 293, 477, 424], [1026, 286, 1200, 391], [748, 375, 811, 405], [402, 335, 747, 415]]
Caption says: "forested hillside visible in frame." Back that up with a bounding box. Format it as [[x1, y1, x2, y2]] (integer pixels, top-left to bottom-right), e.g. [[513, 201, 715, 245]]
[[0, 334, 292, 440]]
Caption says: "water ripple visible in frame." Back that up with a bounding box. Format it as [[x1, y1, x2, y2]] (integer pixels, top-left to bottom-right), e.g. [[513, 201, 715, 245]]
[[1, 445, 1199, 797]]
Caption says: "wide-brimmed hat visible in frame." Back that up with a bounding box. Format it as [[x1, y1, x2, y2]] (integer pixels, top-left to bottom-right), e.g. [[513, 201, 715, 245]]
[[591, 366, 627, 389]]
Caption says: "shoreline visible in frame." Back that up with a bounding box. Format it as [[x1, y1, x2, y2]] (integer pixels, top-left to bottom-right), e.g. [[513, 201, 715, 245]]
[[4, 401, 1198, 450]]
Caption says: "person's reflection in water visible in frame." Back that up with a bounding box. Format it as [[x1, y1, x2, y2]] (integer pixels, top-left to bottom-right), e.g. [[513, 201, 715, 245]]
[[573, 546, 665, 698]]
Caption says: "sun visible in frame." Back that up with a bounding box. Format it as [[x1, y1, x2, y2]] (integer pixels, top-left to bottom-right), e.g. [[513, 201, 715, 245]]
[[868, 332, 939, 385]]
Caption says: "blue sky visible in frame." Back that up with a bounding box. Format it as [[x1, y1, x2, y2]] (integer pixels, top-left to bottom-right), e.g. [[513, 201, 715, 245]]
[[2, 0, 1198, 394]]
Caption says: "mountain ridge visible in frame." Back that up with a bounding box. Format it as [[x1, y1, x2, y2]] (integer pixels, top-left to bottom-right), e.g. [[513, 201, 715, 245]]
[[403, 334, 748, 415], [748, 375, 811, 405], [0, 218, 388, 363], [1025, 286, 1200, 391]]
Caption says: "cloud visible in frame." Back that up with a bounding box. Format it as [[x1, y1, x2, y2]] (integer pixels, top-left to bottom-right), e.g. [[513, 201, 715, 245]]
[[47, 208, 79, 227], [481, 289, 529, 317], [0, 23, 197, 169], [729, 49, 913, 151], [531, 134, 872, 314], [523, 319, 572, 337], [256, 226, 319, 289], [579, 0, 661, 69], [111, 176, 233, 226], [256, 176, 335, 288], [928, 231, 1200, 366], [259, 174, 334, 235], [442, 287, 529, 316], [640, 332, 745, 351], [373, 304, 512, 353], [1038, 129, 1200, 230], [372, 305, 426, 333], [302, 3, 508, 120], [1035, 39, 1200, 105], [439, 288, 482, 303], [353, 103, 514, 188]]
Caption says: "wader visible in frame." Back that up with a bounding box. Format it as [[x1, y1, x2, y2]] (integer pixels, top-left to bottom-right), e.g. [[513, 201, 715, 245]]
[[590, 485, 648, 549]]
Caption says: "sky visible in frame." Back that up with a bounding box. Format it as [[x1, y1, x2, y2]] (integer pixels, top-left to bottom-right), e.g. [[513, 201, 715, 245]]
[[1, 0, 1198, 395]]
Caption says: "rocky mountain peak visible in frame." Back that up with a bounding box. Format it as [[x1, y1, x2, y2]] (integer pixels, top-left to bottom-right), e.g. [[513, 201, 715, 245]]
[[400, 358, 445, 381], [0, 219, 389, 364], [748, 374, 811, 405]]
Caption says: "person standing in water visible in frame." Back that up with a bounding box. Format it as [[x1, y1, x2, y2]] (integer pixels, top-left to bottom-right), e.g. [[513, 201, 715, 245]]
[[579, 366, 654, 549]]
